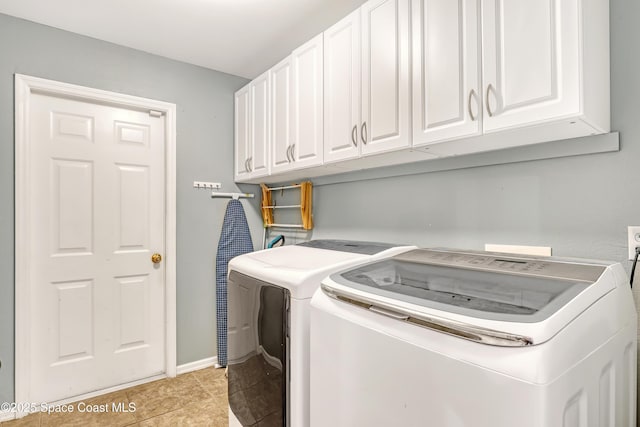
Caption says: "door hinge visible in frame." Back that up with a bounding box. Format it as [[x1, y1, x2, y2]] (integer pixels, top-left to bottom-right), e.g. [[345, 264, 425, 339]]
[[149, 110, 164, 117]]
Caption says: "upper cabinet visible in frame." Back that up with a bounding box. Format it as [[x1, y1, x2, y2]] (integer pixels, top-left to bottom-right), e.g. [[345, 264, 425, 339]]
[[412, 0, 609, 152], [324, 0, 410, 164], [236, 0, 610, 183], [234, 71, 270, 181]]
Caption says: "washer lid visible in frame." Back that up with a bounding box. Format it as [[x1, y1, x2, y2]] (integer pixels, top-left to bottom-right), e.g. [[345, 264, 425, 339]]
[[324, 249, 615, 345]]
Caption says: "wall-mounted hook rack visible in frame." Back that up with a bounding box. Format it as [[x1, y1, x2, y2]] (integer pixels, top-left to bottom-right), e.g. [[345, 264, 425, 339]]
[[194, 181, 221, 190]]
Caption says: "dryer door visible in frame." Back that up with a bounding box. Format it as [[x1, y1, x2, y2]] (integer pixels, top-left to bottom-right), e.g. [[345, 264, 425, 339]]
[[228, 270, 289, 426]]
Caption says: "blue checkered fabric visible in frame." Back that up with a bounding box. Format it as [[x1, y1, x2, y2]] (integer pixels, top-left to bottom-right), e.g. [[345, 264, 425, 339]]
[[215, 199, 253, 367]]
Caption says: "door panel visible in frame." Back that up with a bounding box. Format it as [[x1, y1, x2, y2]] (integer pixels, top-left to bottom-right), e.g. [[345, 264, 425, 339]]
[[115, 164, 149, 251], [324, 10, 361, 163], [115, 121, 149, 147], [51, 159, 93, 254], [481, 0, 580, 132], [369, 1, 397, 137], [270, 56, 294, 174], [29, 92, 165, 402], [412, 0, 481, 145], [51, 112, 94, 143], [291, 34, 324, 168], [54, 279, 94, 364], [361, 0, 410, 155], [501, 0, 554, 108], [250, 71, 270, 177], [114, 275, 150, 351]]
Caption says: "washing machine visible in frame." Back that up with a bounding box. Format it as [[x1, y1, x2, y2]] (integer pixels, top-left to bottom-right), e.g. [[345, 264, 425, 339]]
[[225, 240, 415, 427], [310, 248, 637, 427]]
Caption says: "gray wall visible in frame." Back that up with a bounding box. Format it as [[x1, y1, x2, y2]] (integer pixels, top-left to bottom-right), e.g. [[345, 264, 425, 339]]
[[0, 13, 258, 403]]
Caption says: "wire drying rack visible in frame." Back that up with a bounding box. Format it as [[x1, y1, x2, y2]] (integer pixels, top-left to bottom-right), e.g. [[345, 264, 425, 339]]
[[261, 183, 312, 248], [262, 184, 305, 228]]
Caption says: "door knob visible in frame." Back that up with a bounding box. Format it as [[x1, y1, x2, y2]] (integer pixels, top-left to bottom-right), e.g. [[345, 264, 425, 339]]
[[151, 253, 162, 264]]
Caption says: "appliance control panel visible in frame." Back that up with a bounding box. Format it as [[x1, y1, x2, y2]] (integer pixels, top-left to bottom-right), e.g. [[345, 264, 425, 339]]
[[394, 249, 606, 283]]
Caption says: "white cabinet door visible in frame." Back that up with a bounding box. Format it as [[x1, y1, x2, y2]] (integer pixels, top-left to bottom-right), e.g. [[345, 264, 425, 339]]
[[291, 33, 324, 169], [270, 56, 295, 175], [249, 70, 270, 177], [236, 72, 269, 181], [234, 83, 251, 181], [360, 0, 411, 155], [324, 10, 361, 164], [481, 0, 580, 132], [412, 0, 481, 146]]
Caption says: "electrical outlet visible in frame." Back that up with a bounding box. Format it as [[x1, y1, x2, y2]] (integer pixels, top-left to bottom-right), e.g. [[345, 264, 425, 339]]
[[628, 226, 640, 260]]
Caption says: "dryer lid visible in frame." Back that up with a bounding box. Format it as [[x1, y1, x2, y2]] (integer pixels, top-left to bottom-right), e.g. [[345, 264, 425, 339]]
[[329, 249, 609, 324], [228, 242, 415, 299]]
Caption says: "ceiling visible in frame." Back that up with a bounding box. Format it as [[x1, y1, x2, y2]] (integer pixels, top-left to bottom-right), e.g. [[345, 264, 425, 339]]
[[0, 0, 368, 79]]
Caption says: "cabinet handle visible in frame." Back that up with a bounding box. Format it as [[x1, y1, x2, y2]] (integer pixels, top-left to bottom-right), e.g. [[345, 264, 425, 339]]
[[244, 158, 249, 172], [468, 89, 477, 121], [248, 157, 253, 171], [286, 145, 291, 162], [485, 84, 494, 118], [291, 144, 296, 161], [351, 125, 358, 147], [361, 122, 367, 145]]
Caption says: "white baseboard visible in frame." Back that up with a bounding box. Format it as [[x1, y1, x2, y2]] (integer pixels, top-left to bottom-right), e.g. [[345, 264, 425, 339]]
[[176, 356, 218, 375], [0, 411, 16, 423]]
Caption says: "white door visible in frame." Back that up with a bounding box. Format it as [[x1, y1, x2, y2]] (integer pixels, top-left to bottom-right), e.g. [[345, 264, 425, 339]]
[[28, 91, 166, 402], [249, 70, 270, 178], [360, 0, 411, 155], [291, 33, 324, 169], [412, 0, 481, 146], [481, 0, 580, 132], [270, 56, 295, 175], [324, 9, 361, 164], [234, 83, 251, 180]]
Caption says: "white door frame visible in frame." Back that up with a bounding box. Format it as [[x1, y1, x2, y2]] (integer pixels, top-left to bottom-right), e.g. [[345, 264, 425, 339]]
[[14, 74, 177, 407]]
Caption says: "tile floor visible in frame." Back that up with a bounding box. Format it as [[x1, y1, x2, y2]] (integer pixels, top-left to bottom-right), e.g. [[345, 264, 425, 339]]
[[0, 367, 228, 426]]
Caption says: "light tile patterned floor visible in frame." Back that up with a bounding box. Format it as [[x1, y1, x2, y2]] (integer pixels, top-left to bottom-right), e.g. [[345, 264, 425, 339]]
[[1, 367, 228, 426]]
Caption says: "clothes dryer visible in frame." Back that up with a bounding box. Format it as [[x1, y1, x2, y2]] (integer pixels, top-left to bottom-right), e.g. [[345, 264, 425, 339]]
[[226, 240, 415, 427]]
